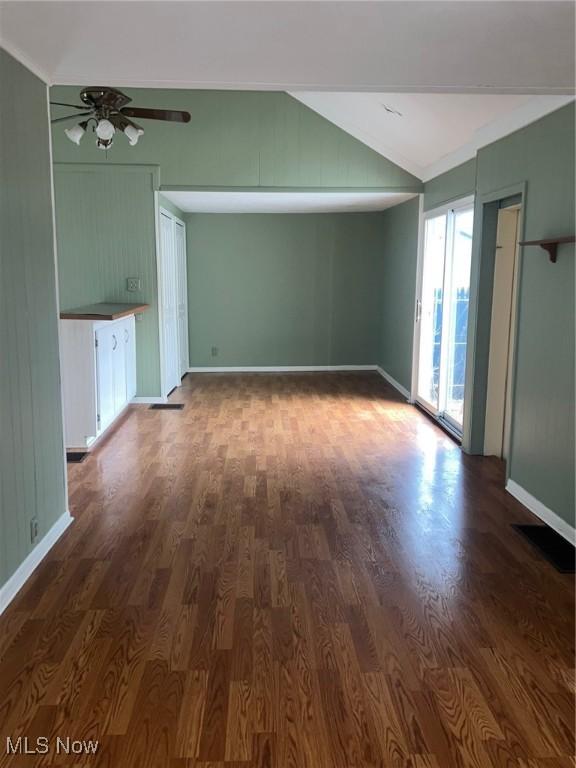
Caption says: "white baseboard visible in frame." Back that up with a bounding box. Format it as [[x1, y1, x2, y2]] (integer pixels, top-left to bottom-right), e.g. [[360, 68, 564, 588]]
[[188, 365, 378, 373], [375, 366, 411, 400], [0, 511, 74, 615], [131, 396, 168, 404], [506, 479, 575, 545]]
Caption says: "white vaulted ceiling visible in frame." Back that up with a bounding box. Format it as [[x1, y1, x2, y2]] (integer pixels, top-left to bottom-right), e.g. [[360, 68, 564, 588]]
[[1, 2, 574, 183], [289, 92, 574, 180], [0, 1, 574, 94]]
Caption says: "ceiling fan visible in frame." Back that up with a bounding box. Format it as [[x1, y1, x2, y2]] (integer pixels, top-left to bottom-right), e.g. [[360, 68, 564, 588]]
[[50, 87, 191, 150]]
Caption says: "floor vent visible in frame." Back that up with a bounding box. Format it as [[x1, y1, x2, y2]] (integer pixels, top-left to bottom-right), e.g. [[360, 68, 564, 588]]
[[512, 524, 575, 573], [67, 451, 88, 463], [149, 403, 185, 410]]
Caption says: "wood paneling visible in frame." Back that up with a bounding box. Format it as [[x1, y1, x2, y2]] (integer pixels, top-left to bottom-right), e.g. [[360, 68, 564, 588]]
[[51, 88, 423, 191], [53, 164, 161, 397], [0, 373, 573, 767], [0, 50, 67, 589]]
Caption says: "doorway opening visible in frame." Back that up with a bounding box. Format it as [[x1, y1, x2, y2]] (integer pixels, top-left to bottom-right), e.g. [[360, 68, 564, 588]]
[[483, 203, 521, 461], [414, 196, 474, 436]]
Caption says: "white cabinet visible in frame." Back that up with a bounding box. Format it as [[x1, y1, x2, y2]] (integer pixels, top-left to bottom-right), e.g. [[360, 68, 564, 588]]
[[61, 314, 137, 448], [125, 319, 137, 401]]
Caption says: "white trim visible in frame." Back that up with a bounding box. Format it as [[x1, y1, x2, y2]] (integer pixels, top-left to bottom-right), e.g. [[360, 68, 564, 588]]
[[423, 194, 475, 220], [375, 367, 411, 400], [506, 479, 576, 546], [46, 84, 71, 519], [0, 512, 73, 615], [410, 194, 425, 403], [0, 38, 52, 84], [188, 365, 378, 373], [154, 193, 168, 400], [131, 396, 168, 405]]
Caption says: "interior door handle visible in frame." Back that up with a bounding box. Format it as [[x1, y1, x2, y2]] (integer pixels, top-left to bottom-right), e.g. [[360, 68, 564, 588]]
[[112, 334, 117, 351], [416, 299, 422, 322], [124, 329, 129, 342]]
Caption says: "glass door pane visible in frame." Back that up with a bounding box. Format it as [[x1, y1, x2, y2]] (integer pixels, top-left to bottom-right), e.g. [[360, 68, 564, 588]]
[[443, 207, 473, 429], [417, 214, 447, 412]]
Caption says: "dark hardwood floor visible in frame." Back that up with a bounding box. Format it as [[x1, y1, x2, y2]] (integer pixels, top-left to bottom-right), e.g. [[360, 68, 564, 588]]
[[0, 372, 574, 767]]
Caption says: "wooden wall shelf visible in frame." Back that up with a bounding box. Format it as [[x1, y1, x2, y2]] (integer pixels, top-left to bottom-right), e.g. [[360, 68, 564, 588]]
[[519, 236, 575, 263]]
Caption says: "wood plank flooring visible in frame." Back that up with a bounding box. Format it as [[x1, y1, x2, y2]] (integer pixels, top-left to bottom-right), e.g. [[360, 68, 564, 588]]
[[0, 372, 574, 767]]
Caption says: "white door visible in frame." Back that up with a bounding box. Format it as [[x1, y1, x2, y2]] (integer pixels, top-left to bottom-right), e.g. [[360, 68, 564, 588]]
[[484, 207, 520, 458], [175, 221, 189, 377], [95, 325, 115, 432], [415, 199, 474, 433], [160, 211, 180, 396]]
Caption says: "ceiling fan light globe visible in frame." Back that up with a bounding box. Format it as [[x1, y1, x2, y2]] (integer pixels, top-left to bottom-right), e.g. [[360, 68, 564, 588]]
[[95, 118, 115, 141], [64, 123, 85, 145], [124, 124, 144, 146]]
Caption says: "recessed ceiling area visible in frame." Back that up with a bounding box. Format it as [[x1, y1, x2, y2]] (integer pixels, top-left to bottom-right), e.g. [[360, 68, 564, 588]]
[[0, 1, 574, 93], [290, 93, 575, 180], [161, 190, 418, 214]]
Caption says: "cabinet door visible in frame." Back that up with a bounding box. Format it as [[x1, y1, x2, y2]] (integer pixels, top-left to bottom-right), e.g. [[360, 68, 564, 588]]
[[95, 325, 115, 433], [112, 324, 127, 414], [124, 316, 137, 400]]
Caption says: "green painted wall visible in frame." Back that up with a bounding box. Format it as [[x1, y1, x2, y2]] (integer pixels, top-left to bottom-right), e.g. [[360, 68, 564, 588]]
[[54, 165, 161, 397], [476, 104, 575, 525], [0, 50, 67, 590], [421, 105, 574, 526], [50, 87, 421, 398], [186, 213, 384, 367], [423, 158, 477, 211], [50, 87, 422, 190], [378, 197, 420, 391]]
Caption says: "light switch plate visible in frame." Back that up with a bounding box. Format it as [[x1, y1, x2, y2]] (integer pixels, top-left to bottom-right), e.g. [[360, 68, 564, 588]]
[[126, 277, 141, 292]]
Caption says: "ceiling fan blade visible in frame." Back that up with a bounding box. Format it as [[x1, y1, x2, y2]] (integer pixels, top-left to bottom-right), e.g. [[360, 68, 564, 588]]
[[50, 101, 89, 110], [51, 112, 93, 124], [120, 107, 191, 123]]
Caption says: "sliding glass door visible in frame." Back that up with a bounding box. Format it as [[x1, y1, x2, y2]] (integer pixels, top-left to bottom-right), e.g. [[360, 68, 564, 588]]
[[416, 199, 474, 433]]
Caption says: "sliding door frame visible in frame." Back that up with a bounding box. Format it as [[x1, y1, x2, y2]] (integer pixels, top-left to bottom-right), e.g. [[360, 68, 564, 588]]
[[411, 194, 475, 434]]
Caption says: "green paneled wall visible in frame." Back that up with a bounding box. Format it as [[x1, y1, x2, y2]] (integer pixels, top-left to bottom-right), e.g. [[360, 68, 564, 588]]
[[50, 87, 422, 398], [378, 197, 420, 391], [50, 88, 422, 191], [54, 165, 161, 397], [422, 104, 575, 526], [186, 213, 384, 367], [476, 105, 575, 525], [423, 158, 477, 211], [0, 50, 68, 590]]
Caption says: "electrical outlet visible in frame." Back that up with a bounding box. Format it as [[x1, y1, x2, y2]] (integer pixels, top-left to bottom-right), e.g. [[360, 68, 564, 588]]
[[211, 346, 219, 357], [30, 517, 38, 543], [126, 277, 141, 292]]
